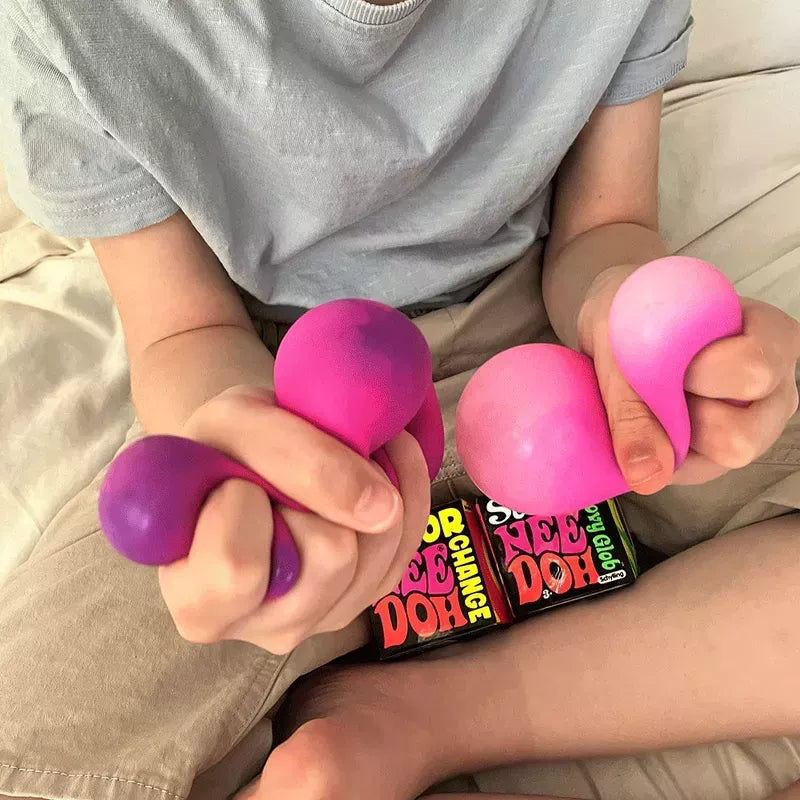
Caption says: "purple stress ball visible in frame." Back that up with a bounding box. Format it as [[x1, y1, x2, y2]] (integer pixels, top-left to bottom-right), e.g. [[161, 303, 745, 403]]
[[98, 435, 302, 598]]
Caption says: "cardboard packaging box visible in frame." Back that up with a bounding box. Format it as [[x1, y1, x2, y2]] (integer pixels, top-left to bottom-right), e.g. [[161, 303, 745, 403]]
[[370, 499, 512, 660], [476, 497, 639, 618], [370, 496, 638, 660]]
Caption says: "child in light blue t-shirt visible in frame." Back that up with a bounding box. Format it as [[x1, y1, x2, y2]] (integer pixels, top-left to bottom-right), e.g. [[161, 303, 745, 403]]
[[1, 1, 799, 798]]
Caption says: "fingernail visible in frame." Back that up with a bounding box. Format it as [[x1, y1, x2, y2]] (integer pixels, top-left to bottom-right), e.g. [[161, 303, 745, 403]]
[[624, 446, 663, 487], [354, 482, 399, 529]]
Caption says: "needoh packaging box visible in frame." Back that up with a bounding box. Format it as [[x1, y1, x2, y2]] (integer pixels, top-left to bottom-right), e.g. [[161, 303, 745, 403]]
[[475, 497, 639, 618], [370, 499, 512, 660]]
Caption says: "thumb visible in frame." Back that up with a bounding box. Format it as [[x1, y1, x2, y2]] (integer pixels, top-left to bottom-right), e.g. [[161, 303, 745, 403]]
[[594, 340, 675, 494]]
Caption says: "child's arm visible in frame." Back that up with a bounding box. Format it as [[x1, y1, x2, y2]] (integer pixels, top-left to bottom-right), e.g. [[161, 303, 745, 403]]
[[91, 210, 275, 433], [542, 91, 667, 352], [542, 92, 800, 494]]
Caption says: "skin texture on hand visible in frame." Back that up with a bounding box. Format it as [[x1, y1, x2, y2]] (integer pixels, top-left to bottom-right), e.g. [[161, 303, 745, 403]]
[[157, 385, 432, 654]]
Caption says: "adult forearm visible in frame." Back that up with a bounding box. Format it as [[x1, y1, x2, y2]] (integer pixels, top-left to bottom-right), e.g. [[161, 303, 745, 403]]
[[426, 515, 800, 778], [511, 517, 800, 759], [542, 222, 666, 350], [131, 323, 275, 433]]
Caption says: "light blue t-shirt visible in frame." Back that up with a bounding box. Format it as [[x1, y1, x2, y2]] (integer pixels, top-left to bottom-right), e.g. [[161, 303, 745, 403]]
[[0, 0, 691, 314]]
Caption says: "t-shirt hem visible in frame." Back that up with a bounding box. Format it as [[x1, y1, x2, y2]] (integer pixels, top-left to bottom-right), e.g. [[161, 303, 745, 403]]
[[8, 181, 179, 239], [315, 0, 426, 25], [599, 15, 694, 106], [599, 57, 688, 105]]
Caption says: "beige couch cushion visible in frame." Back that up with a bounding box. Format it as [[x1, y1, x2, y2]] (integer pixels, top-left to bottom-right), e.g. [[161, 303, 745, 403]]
[[671, 0, 800, 85], [0, 167, 133, 578], [660, 68, 800, 323]]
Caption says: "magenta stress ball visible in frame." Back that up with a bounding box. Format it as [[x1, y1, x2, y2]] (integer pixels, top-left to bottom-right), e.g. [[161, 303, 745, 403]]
[[99, 299, 444, 598], [274, 300, 444, 475], [99, 435, 303, 598], [455, 257, 743, 515]]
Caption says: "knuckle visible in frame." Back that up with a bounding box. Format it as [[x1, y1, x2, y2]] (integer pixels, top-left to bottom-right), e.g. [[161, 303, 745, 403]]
[[207, 554, 266, 601], [306, 443, 365, 505], [264, 630, 306, 656], [165, 592, 194, 628], [166, 582, 234, 644], [310, 436, 350, 479], [313, 529, 358, 581], [175, 624, 214, 645], [717, 430, 759, 469], [171, 607, 220, 644], [741, 350, 776, 397], [609, 398, 655, 434], [198, 489, 270, 601], [199, 485, 240, 529]]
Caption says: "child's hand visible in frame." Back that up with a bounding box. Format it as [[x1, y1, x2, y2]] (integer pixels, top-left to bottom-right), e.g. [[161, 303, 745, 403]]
[[578, 266, 800, 494], [157, 385, 431, 654]]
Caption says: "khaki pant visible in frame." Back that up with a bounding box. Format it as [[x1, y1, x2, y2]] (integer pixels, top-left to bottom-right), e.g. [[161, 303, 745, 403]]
[[1, 246, 799, 800]]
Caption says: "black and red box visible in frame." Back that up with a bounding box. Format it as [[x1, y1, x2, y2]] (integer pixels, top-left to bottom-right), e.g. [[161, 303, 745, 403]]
[[476, 497, 639, 618], [369, 499, 512, 660], [370, 495, 639, 660]]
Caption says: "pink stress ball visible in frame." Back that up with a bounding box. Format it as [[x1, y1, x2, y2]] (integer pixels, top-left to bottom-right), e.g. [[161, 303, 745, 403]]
[[274, 299, 443, 476], [456, 257, 743, 515], [608, 256, 742, 465]]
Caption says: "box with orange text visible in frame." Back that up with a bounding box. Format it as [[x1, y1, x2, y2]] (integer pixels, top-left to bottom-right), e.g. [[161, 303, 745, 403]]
[[369, 499, 512, 660]]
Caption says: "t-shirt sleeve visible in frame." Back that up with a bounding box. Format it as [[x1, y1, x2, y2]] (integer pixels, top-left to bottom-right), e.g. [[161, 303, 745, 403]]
[[0, 6, 178, 238], [600, 0, 693, 106]]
